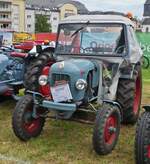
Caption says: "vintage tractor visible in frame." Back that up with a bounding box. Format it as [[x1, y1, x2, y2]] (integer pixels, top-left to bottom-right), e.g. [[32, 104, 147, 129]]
[[12, 15, 142, 155], [0, 45, 55, 101], [0, 46, 26, 101], [135, 106, 150, 164]]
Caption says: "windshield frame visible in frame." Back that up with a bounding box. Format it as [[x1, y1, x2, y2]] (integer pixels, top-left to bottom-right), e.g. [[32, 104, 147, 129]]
[[55, 22, 128, 57]]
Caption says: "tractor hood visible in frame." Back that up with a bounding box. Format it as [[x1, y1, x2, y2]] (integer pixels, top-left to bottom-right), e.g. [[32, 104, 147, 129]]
[[49, 59, 99, 101], [0, 54, 9, 75], [50, 59, 95, 78]]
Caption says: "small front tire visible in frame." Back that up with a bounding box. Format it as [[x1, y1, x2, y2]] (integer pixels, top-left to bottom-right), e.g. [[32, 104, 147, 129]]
[[12, 94, 45, 141], [93, 103, 121, 155]]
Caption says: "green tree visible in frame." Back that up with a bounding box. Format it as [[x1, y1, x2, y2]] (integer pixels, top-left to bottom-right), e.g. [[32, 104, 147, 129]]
[[35, 15, 52, 33]]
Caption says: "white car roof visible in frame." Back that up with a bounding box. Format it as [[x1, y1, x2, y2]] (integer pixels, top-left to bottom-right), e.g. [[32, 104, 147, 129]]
[[60, 15, 135, 27]]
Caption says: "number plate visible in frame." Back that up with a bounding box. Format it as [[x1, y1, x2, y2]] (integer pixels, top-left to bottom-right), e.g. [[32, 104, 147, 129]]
[[51, 83, 73, 103]]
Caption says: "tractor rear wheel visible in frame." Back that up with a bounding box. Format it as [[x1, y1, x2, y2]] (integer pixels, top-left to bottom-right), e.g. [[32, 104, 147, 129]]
[[135, 111, 150, 164], [12, 94, 45, 141], [93, 103, 121, 155], [24, 52, 55, 92], [117, 65, 142, 124]]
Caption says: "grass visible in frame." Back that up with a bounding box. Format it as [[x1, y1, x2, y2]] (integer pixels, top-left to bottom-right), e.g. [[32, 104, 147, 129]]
[[0, 70, 149, 164]]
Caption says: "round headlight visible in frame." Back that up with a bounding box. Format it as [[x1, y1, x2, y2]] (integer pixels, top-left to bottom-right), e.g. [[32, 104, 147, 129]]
[[75, 79, 87, 90], [38, 75, 48, 86]]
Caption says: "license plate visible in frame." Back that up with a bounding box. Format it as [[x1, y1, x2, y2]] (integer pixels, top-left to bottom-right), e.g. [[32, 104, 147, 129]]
[[51, 83, 73, 103]]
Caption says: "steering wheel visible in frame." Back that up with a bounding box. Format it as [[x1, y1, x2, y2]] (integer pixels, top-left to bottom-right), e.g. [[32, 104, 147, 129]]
[[115, 45, 125, 54]]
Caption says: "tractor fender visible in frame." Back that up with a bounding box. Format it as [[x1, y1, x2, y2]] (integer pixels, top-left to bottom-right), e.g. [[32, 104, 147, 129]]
[[103, 100, 123, 121]]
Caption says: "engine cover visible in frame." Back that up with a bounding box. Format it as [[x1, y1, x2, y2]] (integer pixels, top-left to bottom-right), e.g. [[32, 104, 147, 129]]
[[49, 59, 99, 102]]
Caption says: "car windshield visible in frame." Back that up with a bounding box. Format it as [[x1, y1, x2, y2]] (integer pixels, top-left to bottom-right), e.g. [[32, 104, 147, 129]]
[[55, 23, 126, 56]]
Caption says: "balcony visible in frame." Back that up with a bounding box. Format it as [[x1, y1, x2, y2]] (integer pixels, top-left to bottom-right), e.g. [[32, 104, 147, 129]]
[[0, 7, 12, 12], [0, 18, 11, 23]]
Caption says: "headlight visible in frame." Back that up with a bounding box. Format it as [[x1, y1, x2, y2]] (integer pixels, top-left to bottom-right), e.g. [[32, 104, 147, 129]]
[[75, 79, 87, 90], [38, 75, 48, 86]]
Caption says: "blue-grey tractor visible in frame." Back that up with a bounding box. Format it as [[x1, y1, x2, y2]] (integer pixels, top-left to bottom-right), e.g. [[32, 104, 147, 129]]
[[12, 14, 142, 155], [0, 45, 55, 101], [0, 46, 25, 101]]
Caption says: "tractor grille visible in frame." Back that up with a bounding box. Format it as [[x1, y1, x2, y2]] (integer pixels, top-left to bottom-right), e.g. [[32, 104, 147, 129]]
[[52, 74, 70, 84]]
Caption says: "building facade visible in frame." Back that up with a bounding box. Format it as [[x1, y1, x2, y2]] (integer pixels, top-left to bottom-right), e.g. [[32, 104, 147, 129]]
[[0, 0, 25, 32], [25, 7, 60, 33], [25, 0, 88, 33], [49, 10, 60, 33], [142, 0, 150, 32], [12, 0, 25, 32], [25, 8, 35, 33], [59, 3, 77, 20], [0, 0, 12, 31]]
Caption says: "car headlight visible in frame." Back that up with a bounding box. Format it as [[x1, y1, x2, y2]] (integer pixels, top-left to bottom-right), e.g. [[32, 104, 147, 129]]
[[38, 75, 48, 86], [75, 79, 87, 90]]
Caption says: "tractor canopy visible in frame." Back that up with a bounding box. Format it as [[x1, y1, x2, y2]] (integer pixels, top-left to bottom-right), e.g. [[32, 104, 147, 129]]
[[55, 15, 142, 64]]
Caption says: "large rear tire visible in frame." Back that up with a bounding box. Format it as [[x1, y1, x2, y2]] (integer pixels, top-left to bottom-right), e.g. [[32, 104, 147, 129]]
[[12, 94, 45, 141], [135, 111, 150, 164], [117, 65, 142, 124], [24, 52, 55, 91]]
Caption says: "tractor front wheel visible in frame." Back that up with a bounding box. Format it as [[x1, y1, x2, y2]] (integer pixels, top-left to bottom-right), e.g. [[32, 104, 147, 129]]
[[93, 103, 121, 155], [12, 94, 45, 141], [135, 111, 150, 164]]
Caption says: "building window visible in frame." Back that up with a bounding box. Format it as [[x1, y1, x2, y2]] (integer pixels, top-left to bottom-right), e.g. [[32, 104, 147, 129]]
[[146, 27, 149, 32], [27, 15, 31, 18], [0, 23, 9, 29], [27, 24, 31, 28], [53, 17, 57, 20], [0, 14, 9, 19], [0, 2, 10, 9]]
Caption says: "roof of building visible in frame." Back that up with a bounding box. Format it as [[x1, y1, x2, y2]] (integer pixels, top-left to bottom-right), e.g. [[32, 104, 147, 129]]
[[60, 15, 135, 27], [68, 1, 88, 14], [143, 18, 150, 25], [145, 0, 150, 4], [26, 0, 88, 13], [144, 0, 150, 16]]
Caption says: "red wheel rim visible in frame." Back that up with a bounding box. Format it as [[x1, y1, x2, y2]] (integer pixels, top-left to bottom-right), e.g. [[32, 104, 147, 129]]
[[23, 109, 40, 134], [147, 145, 150, 158], [133, 75, 141, 114], [104, 115, 117, 145]]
